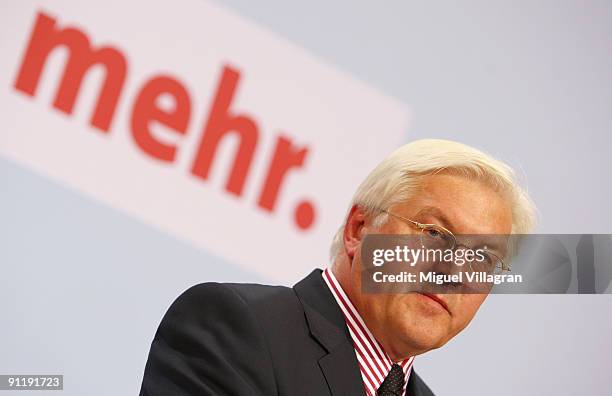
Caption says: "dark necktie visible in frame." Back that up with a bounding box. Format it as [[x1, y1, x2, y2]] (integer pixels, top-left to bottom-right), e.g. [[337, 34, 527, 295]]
[[377, 363, 405, 396]]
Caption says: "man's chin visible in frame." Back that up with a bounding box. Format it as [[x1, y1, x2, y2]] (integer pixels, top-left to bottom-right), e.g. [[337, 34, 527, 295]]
[[394, 305, 452, 353], [412, 332, 448, 354], [388, 320, 450, 357]]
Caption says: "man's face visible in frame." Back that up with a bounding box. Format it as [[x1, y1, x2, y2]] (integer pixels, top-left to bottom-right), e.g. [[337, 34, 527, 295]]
[[346, 173, 513, 360]]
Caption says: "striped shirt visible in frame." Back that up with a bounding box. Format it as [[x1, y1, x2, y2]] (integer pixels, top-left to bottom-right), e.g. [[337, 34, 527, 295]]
[[322, 268, 414, 396]]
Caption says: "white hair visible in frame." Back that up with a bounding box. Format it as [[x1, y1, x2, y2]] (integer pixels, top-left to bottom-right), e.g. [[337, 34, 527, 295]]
[[329, 139, 537, 261]]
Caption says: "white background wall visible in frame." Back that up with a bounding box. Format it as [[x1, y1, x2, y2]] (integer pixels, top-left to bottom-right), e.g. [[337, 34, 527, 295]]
[[1, 0, 611, 395]]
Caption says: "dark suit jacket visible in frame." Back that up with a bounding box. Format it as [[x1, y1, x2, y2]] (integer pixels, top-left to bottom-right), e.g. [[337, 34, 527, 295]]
[[140, 269, 434, 396]]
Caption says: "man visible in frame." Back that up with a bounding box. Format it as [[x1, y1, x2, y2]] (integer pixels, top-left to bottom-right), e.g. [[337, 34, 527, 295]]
[[140, 139, 536, 395]]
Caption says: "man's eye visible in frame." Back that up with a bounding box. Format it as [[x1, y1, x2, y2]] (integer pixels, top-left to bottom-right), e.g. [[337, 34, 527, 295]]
[[426, 228, 443, 238]]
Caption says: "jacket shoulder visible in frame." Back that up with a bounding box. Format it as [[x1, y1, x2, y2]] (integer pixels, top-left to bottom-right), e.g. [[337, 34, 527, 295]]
[[141, 282, 279, 395], [175, 281, 295, 308], [170, 281, 302, 327]]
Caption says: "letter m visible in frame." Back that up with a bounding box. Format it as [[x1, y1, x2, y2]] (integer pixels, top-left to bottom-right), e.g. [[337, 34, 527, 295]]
[[14, 11, 127, 132]]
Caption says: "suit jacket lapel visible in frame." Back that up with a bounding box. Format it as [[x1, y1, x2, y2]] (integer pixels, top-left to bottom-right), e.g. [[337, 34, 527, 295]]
[[405, 369, 432, 396], [293, 269, 365, 396]]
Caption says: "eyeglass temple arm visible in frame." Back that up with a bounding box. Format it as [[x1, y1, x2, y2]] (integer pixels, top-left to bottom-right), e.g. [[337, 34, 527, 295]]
[[378, 208, 423, 228]]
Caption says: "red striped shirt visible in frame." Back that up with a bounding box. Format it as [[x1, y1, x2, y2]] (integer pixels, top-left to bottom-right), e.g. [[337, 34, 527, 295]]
[[322, 268, 414, 396]]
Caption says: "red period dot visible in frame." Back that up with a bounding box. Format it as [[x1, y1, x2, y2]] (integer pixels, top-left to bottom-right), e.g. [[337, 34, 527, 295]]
[[294, 200, 315, 230]]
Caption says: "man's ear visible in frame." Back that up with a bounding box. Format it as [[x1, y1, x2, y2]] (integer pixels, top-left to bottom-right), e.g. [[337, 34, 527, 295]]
[[343, 204, 367, 261]]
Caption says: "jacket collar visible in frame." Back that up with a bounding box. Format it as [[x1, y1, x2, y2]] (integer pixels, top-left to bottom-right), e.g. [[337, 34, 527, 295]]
[[293, 269, 365, 396], [293, 269, 431, 396]]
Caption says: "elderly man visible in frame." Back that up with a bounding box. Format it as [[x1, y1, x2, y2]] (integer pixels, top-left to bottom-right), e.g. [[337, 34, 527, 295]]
[[140, 139, 535, 396]]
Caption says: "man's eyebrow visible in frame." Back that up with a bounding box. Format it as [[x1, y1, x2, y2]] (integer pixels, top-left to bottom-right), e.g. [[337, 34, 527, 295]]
[[414, 206, 454, 230]]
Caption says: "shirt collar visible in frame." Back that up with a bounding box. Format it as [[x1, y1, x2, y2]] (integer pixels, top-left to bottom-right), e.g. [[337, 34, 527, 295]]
[[322, 268, 414, 396]]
